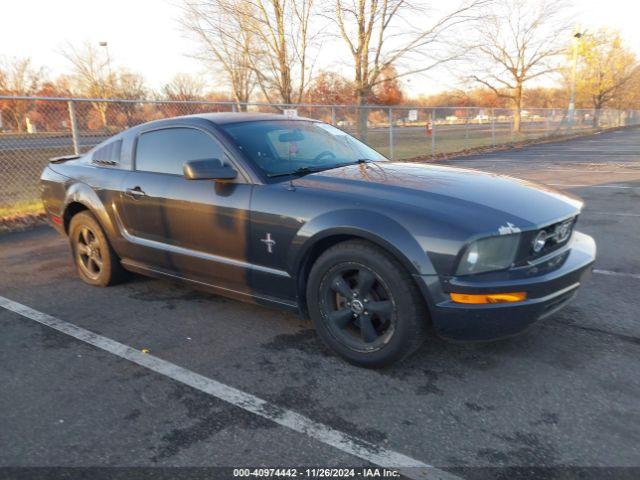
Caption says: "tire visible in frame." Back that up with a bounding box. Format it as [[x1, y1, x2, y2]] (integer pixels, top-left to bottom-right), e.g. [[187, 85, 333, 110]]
[[68, 211, 126, 287], [306, 240, 428, 368]]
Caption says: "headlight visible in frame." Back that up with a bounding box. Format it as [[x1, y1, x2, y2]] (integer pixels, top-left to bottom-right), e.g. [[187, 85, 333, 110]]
[[532, 230, 547, 253], [456, 234, 520, 275]]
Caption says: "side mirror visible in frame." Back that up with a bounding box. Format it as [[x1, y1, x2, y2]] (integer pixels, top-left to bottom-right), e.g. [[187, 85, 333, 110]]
[[183, 159, 237, 181]]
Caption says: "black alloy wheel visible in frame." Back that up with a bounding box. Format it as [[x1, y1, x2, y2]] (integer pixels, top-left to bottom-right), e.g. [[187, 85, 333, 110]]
[[307, 240, 428, 367], [321, 264, 396, 352]]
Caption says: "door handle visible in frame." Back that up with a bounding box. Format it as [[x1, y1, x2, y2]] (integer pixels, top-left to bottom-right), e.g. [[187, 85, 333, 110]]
[[125, 186, 146, 199]]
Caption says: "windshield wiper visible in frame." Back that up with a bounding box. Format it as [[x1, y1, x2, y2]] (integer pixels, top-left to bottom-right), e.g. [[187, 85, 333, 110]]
[[267, 159, 376, 178], [267, 166, 328, 178], [327, 158, 376, 170]]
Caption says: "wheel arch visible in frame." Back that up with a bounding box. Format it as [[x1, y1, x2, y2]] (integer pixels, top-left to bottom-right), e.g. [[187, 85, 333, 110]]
[[290, 210, 436, 317], [63, 201, 89, 233], [62, 183, 118, 241]]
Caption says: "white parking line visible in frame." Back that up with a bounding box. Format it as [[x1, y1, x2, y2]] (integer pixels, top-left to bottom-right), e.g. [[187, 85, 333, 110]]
[[587, 212, 640, 217], [521, 170, 640, 175], [0, 295, 460, 480], [454, 166, 640, 174], [593, 269, 640, 280], [547, 184, 634, 189]]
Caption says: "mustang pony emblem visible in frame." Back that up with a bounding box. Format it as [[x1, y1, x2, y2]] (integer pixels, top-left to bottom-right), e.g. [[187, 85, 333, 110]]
[[498, 222, 521, 235], [553, 220, 572, 243], [261, 233, 276, 253]]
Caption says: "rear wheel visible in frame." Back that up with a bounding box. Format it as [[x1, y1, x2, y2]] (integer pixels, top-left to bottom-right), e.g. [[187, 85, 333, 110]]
[[69, 211, 125, 287], [306, 240, 428, 368]]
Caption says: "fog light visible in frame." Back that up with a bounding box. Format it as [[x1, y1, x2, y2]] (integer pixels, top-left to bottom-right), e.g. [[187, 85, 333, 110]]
[[450, 292, 527, 304]]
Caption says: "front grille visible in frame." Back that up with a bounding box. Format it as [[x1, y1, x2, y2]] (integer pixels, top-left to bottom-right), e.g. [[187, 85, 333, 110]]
[[515, 217, 577, 265]]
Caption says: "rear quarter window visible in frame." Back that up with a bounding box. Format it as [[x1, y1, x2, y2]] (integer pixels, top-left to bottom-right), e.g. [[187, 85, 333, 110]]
[[91, 140, 122, 167]]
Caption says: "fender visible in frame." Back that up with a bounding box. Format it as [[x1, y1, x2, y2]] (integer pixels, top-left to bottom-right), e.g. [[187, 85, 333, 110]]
[[63, 181, 120, 244], [288, 209, 437, 277]]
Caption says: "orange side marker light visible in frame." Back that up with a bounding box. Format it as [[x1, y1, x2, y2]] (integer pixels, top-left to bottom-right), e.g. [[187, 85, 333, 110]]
[[450, 292, 527, 304]]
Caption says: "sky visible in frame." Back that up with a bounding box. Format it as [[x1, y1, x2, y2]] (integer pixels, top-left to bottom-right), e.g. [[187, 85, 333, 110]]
[[1, 0, 639, 97]]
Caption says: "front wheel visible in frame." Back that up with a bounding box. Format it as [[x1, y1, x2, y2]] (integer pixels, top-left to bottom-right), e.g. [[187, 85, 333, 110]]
[[306, 240, 428, 368]]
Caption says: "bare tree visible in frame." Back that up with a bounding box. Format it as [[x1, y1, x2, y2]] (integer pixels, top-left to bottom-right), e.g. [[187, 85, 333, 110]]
[[180, 0, 318, 106], [115, 70, 147, 100], [113, 70, 148, 127], [160, 73, 209, 116], [243, 0, 319, 104], [61, 42, 116, 128], [181, 0, 257, 110], [162, 73, 207, 101], [469, 0, 569, 132], [0, 56, 44, 132], [333, 0, 487, 138]]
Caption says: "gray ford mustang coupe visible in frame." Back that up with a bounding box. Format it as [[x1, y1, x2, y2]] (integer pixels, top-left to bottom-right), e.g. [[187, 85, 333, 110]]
[[40, 113, 596, 367]]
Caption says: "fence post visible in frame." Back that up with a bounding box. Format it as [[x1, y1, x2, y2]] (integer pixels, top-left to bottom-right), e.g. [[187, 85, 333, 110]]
[[431, 109, 436, 158], [491, 108, 496, 147], [568, 107, 574, 133], [510, 114, 515, 142], [388, 107, 394, 160], [464, 114, 469, 149], [67, 100, 80, 155], [331, 106, 336, 125], [232, 103, 237, 113], [545, 109, 550, 137]]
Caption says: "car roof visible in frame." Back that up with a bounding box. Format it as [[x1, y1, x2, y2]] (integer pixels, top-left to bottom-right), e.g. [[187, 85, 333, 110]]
[[180, 112, 318, 125], [108, 112, 321, 145]]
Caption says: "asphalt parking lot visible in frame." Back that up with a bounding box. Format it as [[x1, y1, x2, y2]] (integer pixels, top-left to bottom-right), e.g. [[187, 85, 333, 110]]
[[1, 128, 639, 479]]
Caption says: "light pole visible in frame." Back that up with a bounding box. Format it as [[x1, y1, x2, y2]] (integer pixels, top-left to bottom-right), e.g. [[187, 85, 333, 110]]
[[98, 41, 113, 130], [99, 41, 113, 86], [567, 31, 584, 130]]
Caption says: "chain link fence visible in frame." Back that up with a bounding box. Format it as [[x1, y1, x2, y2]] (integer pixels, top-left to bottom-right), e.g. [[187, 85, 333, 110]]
[[1, 95, 639, 216]]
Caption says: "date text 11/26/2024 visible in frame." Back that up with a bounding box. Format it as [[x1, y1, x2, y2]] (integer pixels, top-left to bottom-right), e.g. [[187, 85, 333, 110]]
[[233, 468, 401, 478]]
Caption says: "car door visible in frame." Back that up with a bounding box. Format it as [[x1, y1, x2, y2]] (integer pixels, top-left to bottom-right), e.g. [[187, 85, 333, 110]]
[[117, 129, 176, 269], [118, 126, 253, 292]]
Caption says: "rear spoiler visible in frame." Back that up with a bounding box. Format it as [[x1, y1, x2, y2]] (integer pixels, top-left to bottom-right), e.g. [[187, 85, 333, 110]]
[[50, 154, 81, 164]]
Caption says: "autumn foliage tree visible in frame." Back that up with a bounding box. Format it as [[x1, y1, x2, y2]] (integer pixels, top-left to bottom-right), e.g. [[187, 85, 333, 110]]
[[572, 29, 639, 126], [30, 81, 73, 132], [369, 66, 404, 105], [0, 57, 44, 132], [305, 71, 354, 104]]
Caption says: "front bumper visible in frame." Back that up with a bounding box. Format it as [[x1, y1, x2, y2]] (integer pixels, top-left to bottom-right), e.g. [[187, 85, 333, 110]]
[[417, 231, 596, 341]]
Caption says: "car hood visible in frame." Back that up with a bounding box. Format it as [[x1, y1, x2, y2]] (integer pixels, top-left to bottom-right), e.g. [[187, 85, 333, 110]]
[[295, 162, 583, 234]]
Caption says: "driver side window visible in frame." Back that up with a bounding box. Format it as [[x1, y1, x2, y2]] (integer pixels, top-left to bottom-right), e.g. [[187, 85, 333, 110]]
[[136, 127, 225, 175]]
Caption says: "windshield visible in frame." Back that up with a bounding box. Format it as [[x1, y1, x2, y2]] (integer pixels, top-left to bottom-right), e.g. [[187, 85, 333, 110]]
[[219, 120, 387, 178]]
